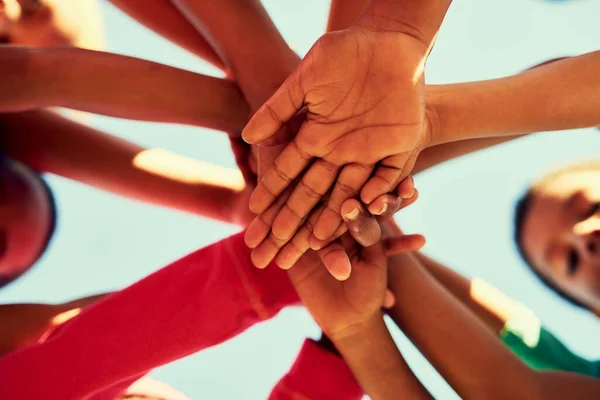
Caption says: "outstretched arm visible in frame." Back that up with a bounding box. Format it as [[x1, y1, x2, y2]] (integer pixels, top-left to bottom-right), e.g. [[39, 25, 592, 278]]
[[107, 0, 224, 69], [386, 241, 600, 399], [0, 110, 253, 225], [288, 221, 432, 399], [428, 51, 600, 146], [0, 46, 248, 132]]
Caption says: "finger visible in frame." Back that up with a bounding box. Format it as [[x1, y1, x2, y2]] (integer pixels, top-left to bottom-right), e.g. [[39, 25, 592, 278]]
[[359, 153, 408, 205], [242, 69, 304, 145], [276, 204, 324, 269], [251, 233, 285, 269], [317, 239, 351, 281], [309, 223, 347, 251], [397, 176, 415, 199], [399, 188, 419, 210], [271, 160, 339, 241], [277, 204, 341, 269], [383, 289, 396, 309], [383, 234, 426, 256], [340, 199, 381, 247], [312, 163, 373, 241], [367, 194, 402, 217], [367, 176, 417, 216], [275, 226, 311, 270], [249, 139, 312, 214], [357, 240, 387, 270], [245, 188, 292, 249]]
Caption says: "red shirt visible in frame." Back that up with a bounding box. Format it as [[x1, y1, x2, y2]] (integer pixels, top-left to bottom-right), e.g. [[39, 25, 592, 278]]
[[0, 232, 362, 399]]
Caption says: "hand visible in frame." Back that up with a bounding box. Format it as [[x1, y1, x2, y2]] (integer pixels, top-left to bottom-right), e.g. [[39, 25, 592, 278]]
[[247, 174, 420, 280], [288, 228, 422, 340], [243, 27, 433, 263]]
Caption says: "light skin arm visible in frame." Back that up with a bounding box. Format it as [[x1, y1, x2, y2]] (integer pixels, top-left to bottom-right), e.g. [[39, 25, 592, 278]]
[[413, 53, 597, 172], [107, 0, 224, 70], [386, 247, 600, 399], [429, 51, 600, 146], [0, 110, 254, 226], [0, 46, 248, 132]]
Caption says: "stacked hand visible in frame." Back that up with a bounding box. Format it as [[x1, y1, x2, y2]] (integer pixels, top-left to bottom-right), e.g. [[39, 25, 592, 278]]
[[243, 28, 434, 279], [289, 198, 424, 340]]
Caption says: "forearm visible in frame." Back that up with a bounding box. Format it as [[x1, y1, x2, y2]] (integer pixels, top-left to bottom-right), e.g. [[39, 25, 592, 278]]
[[387, 253, 539, 399], [413, 253, 511, 334], [333, 313, 433, 400], [357, 0, 452, 45], [0, 111, 246, 225], [327, 0, 369, 32], [107, 0, 224, 70], [413, 136, 522, 174], [28, 47, 248, 132], [171, 0, 299, 106], [172, 0, 301, 174], [429, 51, 600, 146], [535, 371, 600, 399]]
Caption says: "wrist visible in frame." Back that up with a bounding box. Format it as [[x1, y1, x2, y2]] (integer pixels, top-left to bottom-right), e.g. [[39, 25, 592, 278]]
[[356, 0, 451, 48], [424, 85, 446, 147], [326, 311, 384, 344]]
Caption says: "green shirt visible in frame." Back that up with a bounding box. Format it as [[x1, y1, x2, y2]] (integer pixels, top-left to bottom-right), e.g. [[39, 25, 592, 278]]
[[500, 305, 600, 377]]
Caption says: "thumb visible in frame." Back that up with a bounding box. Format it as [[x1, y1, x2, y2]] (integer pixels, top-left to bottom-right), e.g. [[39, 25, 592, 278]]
[[242, 68, 305, 145]]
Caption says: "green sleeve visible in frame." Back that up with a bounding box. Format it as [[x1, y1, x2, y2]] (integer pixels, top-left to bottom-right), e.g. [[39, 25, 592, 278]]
[[500, 305, 600, 378]]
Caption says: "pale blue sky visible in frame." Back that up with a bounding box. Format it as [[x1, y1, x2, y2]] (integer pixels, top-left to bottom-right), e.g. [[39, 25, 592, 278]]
[[1, 0, 600, 398]]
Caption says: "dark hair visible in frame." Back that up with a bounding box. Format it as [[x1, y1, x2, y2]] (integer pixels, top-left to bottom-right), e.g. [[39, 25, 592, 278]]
[[36, 175, 58, 261], [0, 172, 58, 289], [513, 191, 589, 310]]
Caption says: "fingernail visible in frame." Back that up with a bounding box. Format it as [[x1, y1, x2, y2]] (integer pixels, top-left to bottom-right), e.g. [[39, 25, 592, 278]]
[[343, 207, 359, 221], [377, 203, 388, 215]]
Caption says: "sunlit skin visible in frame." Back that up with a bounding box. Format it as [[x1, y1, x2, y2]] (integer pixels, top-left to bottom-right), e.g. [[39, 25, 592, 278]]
[[521, 168, 600, 311], [0, 0, 104, 49], [0, 158, 53, 285]]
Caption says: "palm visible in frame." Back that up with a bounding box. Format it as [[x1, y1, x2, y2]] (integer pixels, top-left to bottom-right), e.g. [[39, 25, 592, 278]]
[[295, 28, 427, 165], [243, 29, 431, 267], [287, 236, 387, 338]]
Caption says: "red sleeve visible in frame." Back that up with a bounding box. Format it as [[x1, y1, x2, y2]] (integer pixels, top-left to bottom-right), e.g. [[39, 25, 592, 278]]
[[268, 339, 364, 400], [0, 231, 299, 400]]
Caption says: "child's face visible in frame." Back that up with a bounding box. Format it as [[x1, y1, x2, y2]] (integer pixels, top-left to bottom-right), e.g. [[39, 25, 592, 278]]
[[521, 169, 600, 310], [0, 159, 54, 287]]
